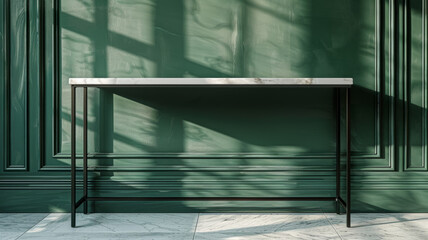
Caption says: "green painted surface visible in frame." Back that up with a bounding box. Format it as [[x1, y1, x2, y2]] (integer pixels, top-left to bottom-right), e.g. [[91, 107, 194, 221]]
[[1, 0, 428, 213], [57, 0, 378, 160], [8, 0, 27, 169]]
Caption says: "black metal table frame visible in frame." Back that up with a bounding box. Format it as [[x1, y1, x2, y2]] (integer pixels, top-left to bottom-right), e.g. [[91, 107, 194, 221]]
[[70, 85, 351, 228]]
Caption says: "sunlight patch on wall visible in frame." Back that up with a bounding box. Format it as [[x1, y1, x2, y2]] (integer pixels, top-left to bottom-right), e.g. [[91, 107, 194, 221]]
[[61, 29, 94, 153], [106, 45, 156, 77], [113, 94, 159, 153], [184, 0, 240, 76], [62, 0, 95, 23], [183, 121, 307, 154], [108, 0, 155, 47]]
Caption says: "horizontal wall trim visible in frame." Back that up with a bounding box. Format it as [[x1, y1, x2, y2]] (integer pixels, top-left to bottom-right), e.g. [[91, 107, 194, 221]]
[[2, 178, 428, 190], [4, 166, 28, 171], [52, 152, 383, 159], [38, 166, 395, 172], [39, 168, 337, 172]]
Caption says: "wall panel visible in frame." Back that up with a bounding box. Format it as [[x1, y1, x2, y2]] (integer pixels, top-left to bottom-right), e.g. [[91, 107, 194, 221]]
[[4, 0, 29, 171], [1, 0, 428, 213], [48, 0, 391, 169], [405, 0, 428, 171]]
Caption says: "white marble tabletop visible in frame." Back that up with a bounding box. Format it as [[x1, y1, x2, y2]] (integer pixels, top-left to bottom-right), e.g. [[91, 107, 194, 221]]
[[69, 78, 353, 86]]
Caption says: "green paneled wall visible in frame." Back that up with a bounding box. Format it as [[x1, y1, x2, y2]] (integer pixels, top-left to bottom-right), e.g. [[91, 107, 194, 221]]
[[1, 0, 428, 213]]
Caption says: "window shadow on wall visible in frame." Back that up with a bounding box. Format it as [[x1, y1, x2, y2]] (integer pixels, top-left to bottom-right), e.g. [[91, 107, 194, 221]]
[[57, 0, 427, 217]]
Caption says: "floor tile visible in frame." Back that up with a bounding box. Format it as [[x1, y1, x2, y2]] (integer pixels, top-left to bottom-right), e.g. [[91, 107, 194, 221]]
[[194, 213, 340, 240], [0, 213, 48, 240], [325, 213, 428, 240], [2, 232, 24, 240], [23, 213, 198, 234], [0, 213, 49, 232], [17, 232, 195, 240], [6, 213, 428, 239]]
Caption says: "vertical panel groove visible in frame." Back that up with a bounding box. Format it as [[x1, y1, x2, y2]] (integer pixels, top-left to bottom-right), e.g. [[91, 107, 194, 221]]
[[403, 0, 409, 170], [39, 0, 46, 170], [425, 0, 428, 171], [25, 0, 30, 171], [422, 0, 427, 170], [389, 0, 396, 170], [3, 0, 11, 170], [52, 0, 60, 157], [376, 0, 382, 158]]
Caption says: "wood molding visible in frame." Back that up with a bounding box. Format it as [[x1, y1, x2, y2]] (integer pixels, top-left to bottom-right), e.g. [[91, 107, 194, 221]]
[[44, 0, 394, 172]]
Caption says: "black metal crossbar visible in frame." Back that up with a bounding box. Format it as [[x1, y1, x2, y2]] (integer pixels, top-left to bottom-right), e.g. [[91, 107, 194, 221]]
[[83, 197, 337, 202]]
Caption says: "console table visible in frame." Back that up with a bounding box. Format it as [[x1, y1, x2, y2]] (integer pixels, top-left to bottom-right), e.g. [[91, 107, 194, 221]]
[[69, 78, 353, 228]]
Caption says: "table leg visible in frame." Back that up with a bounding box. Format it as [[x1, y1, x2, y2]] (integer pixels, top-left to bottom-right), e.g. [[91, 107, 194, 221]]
[[83, 87, 88, 214], [336, 88, 341, 215], [346, 88, 351, 227], [71, 86, 76, 227]]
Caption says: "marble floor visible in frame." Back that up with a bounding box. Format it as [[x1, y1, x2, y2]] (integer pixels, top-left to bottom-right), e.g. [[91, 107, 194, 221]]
[[2, 212, 428, 240]]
